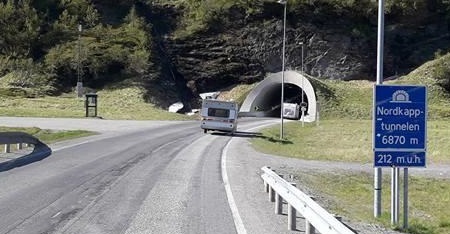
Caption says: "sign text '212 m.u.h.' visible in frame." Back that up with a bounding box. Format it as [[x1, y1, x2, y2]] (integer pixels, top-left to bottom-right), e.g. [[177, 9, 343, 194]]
[[373, 85, 427, 167]]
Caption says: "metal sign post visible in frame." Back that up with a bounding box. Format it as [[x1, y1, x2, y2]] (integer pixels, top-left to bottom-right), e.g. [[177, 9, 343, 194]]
[[374, 85, 427, 165], [374, 0, 385, 218], [373, 84, 427, 228]]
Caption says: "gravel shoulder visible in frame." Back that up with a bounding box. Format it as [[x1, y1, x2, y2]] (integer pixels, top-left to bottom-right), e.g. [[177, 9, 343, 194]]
[[227, 123, 450, 234], [228, 138, 402, 234]]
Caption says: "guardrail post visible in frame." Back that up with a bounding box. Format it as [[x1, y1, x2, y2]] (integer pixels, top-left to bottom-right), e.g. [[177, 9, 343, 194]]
[[261, 166, 355, 234], [269, 186, 275, 202], [275, 174, 284, 214], [305, 221, 315, 234], [288, 182, 297, 231], [4, 144, 11, 153], [264, 180, 269, 193], [275, 192, 283, 214], [268, 169, 276, 202], [264, 167, 271, 192], [305, 195, 316, 234]]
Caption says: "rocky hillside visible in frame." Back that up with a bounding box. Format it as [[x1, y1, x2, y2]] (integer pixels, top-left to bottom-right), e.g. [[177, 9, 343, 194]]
[[1, 0, 450, 111], [149, 1, 450, 109]]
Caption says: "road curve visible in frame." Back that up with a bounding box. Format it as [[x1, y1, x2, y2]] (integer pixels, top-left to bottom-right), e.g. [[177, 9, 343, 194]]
[[0, 117, 291, 234], [2, 117, 448, 234]]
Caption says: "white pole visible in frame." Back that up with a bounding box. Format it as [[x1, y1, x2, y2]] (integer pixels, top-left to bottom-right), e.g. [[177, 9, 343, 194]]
[[316, 102, 320, 126], [395, 167, 400, 224], [301, 42, 305, 127], [391, 167, 400, 225], [391, 168, 395, 225], [374, 0, 384, 218], [279, 0, 287, 140], [76, 24, 83, 98], [288, 182, 297, 230], [403, 168, 409, 229]]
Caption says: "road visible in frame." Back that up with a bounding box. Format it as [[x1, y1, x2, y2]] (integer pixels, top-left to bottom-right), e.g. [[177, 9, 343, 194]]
[[1, 117, 303, 234]]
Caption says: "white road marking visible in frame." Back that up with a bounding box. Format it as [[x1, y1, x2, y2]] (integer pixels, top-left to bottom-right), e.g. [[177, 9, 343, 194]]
[[221, 140, 247, 234], [221, 120, 278, 234], [51, 211, 61, 218]]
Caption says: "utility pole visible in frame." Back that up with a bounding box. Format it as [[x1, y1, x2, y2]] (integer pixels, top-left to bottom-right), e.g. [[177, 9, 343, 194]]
[[76, 23, 83, 98]]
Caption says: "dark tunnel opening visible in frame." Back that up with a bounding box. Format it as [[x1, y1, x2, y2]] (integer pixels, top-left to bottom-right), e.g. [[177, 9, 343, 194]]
[[254, 83, 308, 118]]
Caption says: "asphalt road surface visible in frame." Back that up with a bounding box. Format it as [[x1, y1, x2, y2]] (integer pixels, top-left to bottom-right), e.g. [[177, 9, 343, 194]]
[[1, 117, 304, 234], [2, 117, 448, 234]]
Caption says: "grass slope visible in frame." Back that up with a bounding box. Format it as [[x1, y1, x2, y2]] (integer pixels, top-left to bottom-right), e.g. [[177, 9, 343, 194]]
[[247, 53, 450, 234], [0, 86, 192, 121]]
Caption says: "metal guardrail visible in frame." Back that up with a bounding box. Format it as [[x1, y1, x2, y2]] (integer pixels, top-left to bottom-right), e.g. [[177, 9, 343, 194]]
[[0, 132, 51, 171], [261, 166, 355, 234], [0, 132, 39, 153]]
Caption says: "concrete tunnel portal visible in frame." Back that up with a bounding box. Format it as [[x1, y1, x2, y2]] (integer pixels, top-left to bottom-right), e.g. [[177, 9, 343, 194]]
[[240, 71, 317, 121]]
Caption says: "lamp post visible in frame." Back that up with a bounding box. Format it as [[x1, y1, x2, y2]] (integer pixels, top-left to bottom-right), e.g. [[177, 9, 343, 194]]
[[278, 0, 287, 140], [76, 23, 83, 98], [299, 42, 305, 127]]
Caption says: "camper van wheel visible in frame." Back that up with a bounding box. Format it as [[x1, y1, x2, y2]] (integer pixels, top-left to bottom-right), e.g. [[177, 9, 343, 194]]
[[204, 129, 207, 134]]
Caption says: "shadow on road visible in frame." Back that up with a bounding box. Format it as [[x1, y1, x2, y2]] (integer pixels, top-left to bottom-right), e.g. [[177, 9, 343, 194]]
[[210, 131, 293, 144], [211, 131, 265, 138], [0, 143, 52, 172], [0, 132, 53, 172]]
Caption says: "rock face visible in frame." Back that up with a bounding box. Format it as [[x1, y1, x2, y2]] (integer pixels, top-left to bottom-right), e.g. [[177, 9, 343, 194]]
[[151, 3, 450, 109]]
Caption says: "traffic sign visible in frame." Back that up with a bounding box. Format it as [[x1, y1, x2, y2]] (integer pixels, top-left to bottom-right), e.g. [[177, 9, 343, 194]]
[[373, 85, 427, 167], [374, 151, 426, 167]]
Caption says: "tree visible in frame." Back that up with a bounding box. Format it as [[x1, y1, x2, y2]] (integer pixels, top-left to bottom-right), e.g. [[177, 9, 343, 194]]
[[0, 0, 41, 58]]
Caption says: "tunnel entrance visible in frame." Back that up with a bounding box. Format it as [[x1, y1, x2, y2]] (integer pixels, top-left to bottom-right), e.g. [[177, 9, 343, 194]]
[[257, 83, 308, 118], [240, 71, 317, 121]]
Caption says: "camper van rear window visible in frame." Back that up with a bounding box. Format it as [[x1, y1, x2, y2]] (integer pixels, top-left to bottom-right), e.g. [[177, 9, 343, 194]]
[[208, 108, 230, 118]]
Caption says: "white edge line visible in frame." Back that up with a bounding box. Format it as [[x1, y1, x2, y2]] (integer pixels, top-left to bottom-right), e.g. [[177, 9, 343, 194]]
[[221, 120, 278, 234], [51, 134, 117, 152], [221, 139, 247, 234], [52, 140, 95, 152]]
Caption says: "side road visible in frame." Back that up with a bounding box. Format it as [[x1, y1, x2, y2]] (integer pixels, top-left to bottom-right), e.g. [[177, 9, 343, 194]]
[[0, 116, 184, 133], [0, 117, 184, 164]]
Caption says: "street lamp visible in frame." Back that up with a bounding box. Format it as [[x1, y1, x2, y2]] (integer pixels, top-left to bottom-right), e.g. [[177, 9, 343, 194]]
[[76, 23, 83, 98], [299, 41, 305, 127], [278, 0, 287, 140]]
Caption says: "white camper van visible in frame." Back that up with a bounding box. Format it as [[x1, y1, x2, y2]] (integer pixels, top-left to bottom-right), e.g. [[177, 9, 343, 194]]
[[200, 99, 239, 134], [283, 103, 300, 119]]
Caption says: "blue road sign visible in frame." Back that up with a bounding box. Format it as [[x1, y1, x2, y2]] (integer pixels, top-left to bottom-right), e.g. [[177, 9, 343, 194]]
[[374, 151, 426, 167], [373, 85, 427, 167]]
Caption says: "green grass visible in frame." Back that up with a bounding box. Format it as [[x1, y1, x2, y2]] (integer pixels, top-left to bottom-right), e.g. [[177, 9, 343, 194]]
[[313, 79, 374, 119], [251, 120, 450, 164], [0, 86, 192, 121], [248, 53, 450, 234], [297, 170, 450, 234], [0, 126, 96, 152], [252, 118, 450, 233]]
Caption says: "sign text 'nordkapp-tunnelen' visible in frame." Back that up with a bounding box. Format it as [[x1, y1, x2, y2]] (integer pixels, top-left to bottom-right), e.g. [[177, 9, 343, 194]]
[[373, 85, 427, 167]]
